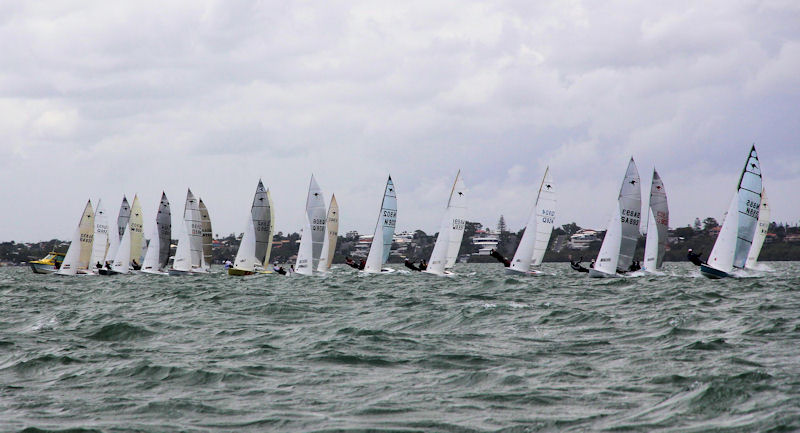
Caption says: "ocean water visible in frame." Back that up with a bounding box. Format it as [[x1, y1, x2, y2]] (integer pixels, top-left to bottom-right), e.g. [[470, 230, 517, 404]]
[[1, 263, 799, 432]]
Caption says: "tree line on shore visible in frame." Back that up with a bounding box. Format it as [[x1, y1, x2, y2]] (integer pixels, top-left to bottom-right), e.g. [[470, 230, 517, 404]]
[[3, 217, 799, 266]]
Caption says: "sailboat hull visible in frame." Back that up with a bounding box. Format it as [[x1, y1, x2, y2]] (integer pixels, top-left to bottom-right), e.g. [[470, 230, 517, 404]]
[[699, 264, 730, 279], [227, 268, 254, 276], [505, 268, 545, 277], [588, 268, 618, 278]]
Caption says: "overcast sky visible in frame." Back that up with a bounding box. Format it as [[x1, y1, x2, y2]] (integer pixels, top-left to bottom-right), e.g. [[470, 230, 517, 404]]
[[1, 0, 798, 242]]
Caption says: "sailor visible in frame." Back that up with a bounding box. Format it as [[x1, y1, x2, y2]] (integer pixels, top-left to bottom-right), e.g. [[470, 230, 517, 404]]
[[345, 257, 360, 270], [418, 259, 427, 271], [687, 248, 704, 266], [104, 261, 112, 270], [95, 261, 102, 270], [589, 259, 595, 269], [224, 260, 233, 269], [404, 259, 421, 271], [570, 256, 589, 273], [629, 260, 641, 272], [273, 264, 287, 275], [358, 259, 366, 270], [131, 259, 140, 270], [490, 248, 511, 267]]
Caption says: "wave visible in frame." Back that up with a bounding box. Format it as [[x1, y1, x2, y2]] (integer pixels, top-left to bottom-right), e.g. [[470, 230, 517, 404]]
[[86, 322, 155, 341]]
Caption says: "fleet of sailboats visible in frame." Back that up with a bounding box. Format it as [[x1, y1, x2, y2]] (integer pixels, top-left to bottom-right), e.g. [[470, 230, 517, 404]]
[[43, 145, 778, 279]]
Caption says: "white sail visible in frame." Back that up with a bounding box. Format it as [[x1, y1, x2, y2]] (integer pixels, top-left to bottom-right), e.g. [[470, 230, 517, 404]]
[[510, 168, 556, 273], [318, 194, 339, 272], [128, 195, 144, 268], [88, 200, 109, 273], [111, 223, 132, 274], [183, 189, 204, 271], [142, 223, 161, 273], [199, 199, 212, 271], [426, 171, 467, 275], [233, 215, 259, 271], [295, 175, 326, 275], [745, 188, 770, 269], [642, 169, 669, 271], [364, 176, 397, 273], [705, 146, 762, 275], [58, 200, 95, 275], [590, 207, 622, 277], [106, 196, 130, 264], [707, 193, 739, 273], [171, 219, 192, 272], [617, 158, 642, 270]]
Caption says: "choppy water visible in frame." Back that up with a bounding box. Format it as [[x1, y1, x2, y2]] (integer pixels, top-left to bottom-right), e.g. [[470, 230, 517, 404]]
[[1, 263, 799, 432]]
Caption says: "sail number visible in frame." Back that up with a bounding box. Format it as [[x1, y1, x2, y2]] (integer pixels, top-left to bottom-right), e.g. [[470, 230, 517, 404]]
[[745, 200, 759, 219], [540, 209, 555, 224], [451, 218, 465, 230], [621, 208, 640, 226], [80, 233, 93, 243]]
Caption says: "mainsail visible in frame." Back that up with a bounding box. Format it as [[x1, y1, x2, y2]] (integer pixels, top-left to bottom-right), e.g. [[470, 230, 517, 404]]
[[425, 171, 467, 275], [88, 200, 109, 273], [509, 167, 556, 273], [295, 175, 326, 275], [199, 199, 212, 270], [364, 176, 397, 273], [142, 192, 171, 273], [642, 169, 669, 271], [128, 195, 144, 267], [58, 200, 95, 275], [617, 158, 642, 271], [318, 194, 339, 272]]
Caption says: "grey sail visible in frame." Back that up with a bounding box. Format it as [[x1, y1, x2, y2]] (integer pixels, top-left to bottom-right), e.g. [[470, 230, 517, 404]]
[[617, 158, 642, 271], [251, 180, 272, 265], [117, 196, 131, 240], [199, 199, 213, 270], [157, 192, 172, 269]]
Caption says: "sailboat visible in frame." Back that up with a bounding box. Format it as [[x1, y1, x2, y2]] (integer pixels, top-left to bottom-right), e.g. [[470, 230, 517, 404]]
[[701, 145, 762, 279], [424, 171, 467, 276], [641, 169, 669, 273], [507, 167, 556, 276], [109, 223, 133, 274], [295, 175, 327, 276], [199, 199, 213, 271], [589, 158, 642, 278], [105, 196, 131, 267], [170, 189, 206, 275], [745, 188, 770, 270], [87, 200, 109, 274], [229, 180, 276, 276], [364, 176, 397, 273], [128, 195, 144, 270], [57, 200, 95, 275], [141, 192, 172, 275], [317, 195, 339, 273]]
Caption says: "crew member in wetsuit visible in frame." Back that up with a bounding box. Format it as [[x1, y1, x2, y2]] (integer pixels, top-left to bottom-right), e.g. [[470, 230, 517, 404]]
[[273, 264, 287, 275], [358, 259, 366, 270], [95, 261, 102, 270], [404, 259, 421, 271], [104, 261, 112, 270], [570, 256, 589, 273], [628, 260, 641, 272], [590, 259, 595, 269], [418, 259, 427, 271], [490, 248, 511, 267], [131, 259, 141, 271], [687, 248, 705, 266]]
